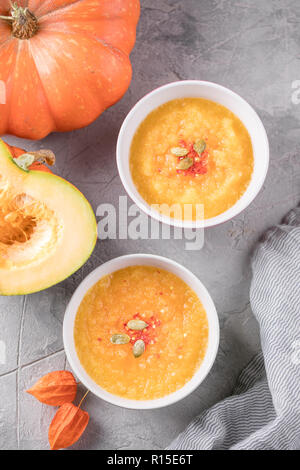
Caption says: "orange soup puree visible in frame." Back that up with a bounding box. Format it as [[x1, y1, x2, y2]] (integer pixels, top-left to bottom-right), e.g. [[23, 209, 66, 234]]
[[74, 266, 208, 400], [130, 98, 254, 220]]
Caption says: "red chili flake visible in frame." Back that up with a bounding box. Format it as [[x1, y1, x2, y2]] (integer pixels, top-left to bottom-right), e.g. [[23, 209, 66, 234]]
[[179, 139, 187, 147], [159, 292, 163, 295], [97, 338, 102, 342]]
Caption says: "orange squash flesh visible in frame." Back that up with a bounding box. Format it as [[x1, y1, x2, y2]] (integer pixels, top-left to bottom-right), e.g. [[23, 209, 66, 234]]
[[0, 139, 97, 295]]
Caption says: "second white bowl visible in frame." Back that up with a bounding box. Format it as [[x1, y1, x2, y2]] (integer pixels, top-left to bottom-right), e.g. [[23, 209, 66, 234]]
[[63, 254, 219, 409]]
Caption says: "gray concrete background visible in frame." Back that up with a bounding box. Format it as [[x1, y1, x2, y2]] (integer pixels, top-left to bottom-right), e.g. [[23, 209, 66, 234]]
[[1, 0, 300, 450]]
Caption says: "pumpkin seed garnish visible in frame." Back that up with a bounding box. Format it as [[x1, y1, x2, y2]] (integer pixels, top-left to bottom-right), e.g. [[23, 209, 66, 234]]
[[177, 157, 194, 170], [193, 139, 206, 155], [110, 333, 130, 345], [133, 339, 145, 358], [127, 320, 148, 331], [171, 147, 189, 157]]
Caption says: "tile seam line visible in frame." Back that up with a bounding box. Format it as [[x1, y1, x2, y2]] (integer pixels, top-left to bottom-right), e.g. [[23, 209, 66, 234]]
[[16, 295, 26, 450], [21, 348, 66, 370], [0, 367, 17, 379]]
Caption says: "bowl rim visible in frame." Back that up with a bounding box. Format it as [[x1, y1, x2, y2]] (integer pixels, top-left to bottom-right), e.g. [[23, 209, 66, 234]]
[[117, 80, 269, 229], [63, 253, 220, 409]]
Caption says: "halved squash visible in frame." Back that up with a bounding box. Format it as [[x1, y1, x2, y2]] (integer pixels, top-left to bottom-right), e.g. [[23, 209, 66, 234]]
[[0, 139, 97, 295]]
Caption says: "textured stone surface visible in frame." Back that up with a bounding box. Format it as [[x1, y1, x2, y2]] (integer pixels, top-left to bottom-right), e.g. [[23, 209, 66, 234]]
[[0, 0, 300, 450]]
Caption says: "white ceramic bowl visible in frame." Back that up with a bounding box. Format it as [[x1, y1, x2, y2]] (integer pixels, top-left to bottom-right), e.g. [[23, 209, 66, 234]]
[[117, 80, 269, 229], [63, 254, 219, 409]]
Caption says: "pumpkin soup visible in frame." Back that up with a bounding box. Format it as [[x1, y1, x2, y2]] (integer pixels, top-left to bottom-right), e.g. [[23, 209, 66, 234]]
[[130, 98, 254, 220], [74, 266, 208, 400]]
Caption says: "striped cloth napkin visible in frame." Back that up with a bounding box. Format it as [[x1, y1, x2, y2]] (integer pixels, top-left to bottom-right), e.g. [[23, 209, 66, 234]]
[[168, 205, 300, 450]]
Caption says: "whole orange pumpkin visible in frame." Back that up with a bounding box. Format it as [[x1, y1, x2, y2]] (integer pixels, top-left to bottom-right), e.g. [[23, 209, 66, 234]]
[[0, 0, 140, 139]]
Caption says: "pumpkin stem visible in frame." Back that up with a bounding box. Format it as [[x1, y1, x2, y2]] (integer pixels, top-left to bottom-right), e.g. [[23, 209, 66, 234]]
[[0, 3, 38, 39], [15, 150, 55, 171]]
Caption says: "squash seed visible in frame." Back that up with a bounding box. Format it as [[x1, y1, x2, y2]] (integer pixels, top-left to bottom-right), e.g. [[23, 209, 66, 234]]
[[110, 333, 130, 344], [171, 147, 189, 157], [127, 320, 148, 331], [15, 153, 35, 172], [177, 157, 194, 170], [133, 339, 145, 358], [193, 139, 206, 155]]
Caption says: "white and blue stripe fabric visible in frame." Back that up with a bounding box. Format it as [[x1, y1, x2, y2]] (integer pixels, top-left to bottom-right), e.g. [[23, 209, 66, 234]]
[[168, 206, 300, 450]]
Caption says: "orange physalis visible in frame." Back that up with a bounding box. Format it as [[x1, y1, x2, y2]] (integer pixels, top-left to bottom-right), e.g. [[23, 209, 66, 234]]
[[27, 371, 90, 450], [26, 371, 77, 406], [48, 402, 89, 451]]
